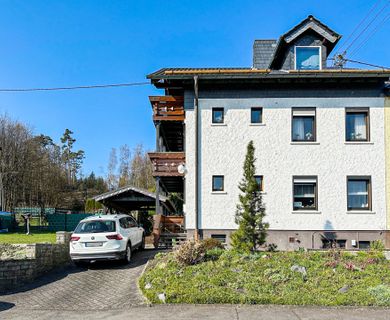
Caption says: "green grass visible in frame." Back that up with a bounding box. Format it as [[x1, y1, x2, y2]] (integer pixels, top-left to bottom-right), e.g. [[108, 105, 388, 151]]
[[139, 250, 390, 306], [0, 231, 56, 244]]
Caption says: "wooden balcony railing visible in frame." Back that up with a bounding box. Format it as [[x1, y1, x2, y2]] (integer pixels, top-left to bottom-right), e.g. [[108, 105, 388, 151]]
[[149, 96, 184, 121], [148, 152, 185, 177]]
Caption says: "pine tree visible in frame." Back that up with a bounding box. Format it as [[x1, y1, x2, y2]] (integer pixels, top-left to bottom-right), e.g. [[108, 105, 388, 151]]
[[231, 140, 268, 252]]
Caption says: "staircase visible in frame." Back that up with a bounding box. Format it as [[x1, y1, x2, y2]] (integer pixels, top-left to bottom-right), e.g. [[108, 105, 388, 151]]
[[158, 232, 187, 248], [153, 215, 186, 248]]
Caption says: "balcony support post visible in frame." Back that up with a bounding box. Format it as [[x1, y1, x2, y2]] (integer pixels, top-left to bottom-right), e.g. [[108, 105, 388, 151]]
[[155, 176, 161, 215], [155, 121, 161, 152]]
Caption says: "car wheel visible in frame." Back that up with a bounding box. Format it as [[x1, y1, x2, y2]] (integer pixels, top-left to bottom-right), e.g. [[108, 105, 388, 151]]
[[140, 234, 145, 251], [124, 243, 132, 264]]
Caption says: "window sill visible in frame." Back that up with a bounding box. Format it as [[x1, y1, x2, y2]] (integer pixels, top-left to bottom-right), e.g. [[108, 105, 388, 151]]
[[211, 123, 227, 127], [292, 210, 321, 214], [290, 141, 320, 145], [346, 210, 375, 214], [344, 141, 373, 145], [211, 191, 227, 195], [249, 123, 266, 127]]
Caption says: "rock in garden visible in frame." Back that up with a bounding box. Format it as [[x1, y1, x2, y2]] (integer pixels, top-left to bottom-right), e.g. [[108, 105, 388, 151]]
[[291, 265, 307, 280], [158, 293, 166, 303], [339, 285, 350, 293], [145, 283, 152, 290]]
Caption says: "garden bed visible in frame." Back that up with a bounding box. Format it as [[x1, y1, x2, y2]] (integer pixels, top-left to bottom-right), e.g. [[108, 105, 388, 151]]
[[139, 248, 390, 306]]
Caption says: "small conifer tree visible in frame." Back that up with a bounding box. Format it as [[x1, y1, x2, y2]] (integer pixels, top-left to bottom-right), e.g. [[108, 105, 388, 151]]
[[231, 140, 268, 252]]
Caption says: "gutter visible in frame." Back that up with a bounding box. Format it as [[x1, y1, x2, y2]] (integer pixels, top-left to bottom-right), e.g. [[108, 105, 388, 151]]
[[194, 75, 199, 241]]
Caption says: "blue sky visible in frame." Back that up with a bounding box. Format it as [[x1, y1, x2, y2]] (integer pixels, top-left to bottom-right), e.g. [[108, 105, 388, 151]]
[[0, 0, 388, 176]]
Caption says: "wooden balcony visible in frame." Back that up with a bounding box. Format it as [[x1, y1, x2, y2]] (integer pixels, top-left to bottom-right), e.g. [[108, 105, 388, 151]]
[[149, 96, 184, 122], [148, 152, 185, 177]]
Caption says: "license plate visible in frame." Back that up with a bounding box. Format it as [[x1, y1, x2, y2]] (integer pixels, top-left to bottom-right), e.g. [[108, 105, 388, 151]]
[[85, 242, 103, 247]]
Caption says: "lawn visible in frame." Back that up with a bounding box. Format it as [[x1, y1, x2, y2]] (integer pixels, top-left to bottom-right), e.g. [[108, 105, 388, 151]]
[[139, 248, 390, 306], [0, 231, 56, 244]]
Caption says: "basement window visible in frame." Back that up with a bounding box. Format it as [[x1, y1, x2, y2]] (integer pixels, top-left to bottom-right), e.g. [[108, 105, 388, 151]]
[[295, 46, 321, 70], [211, 234, 226, 244]]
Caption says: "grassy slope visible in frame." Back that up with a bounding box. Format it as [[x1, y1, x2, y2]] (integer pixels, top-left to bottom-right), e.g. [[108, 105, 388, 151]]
[[140, 250, 390, 306], [0, 231, 56, 244]]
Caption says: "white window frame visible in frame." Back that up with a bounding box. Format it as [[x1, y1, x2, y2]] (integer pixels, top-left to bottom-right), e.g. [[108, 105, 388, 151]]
[[294, 46, 322, 71]]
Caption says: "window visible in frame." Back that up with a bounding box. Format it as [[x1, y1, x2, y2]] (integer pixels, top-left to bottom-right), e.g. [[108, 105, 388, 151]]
[[212, 108, 224, 124], [322, 239, 346, 249], [254, 175, 264, 192], [293, 176, 317, 210], [127, 216, 138, 228], [251, 107, 263, 124], [75, 220, 116, 233], [347, 177, 371, 210], [346, 108, 369, 141], [211, 234, 226, 244], [212, 175, 224, 191], [359, 241, 371, 249], [295, 46, 321, 70], [292, 108, 316, 141]]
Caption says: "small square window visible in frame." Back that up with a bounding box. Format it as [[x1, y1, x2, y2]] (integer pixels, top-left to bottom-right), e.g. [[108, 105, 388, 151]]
[[295, 47, 320, 70], [212, 108, 224, 124], [251, 108, 263, 124], [292, 108, 316, 141], [346, 108, 369, 141], [254, 175, 263, 192], [212, 175, 224, 191], [347, 176, 371, 210], [293, 176, 317, 210]]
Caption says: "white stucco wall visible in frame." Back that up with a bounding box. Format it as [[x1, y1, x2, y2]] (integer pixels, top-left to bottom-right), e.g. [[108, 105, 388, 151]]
[[184, 96, 386, 231]]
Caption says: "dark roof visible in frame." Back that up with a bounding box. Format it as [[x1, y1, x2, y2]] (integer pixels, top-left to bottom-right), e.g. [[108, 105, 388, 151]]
[[253, 40, 277, 69], [269, 15, 341, 69], [147, 68, 390, 81], [93, 185, 175, 213]]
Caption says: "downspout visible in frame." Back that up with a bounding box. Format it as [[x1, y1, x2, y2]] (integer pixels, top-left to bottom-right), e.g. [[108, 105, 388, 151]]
[[194, 75, 199, 240]]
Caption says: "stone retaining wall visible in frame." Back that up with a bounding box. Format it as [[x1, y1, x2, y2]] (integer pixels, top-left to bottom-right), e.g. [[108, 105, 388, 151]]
[[0, 232, 71, 293]]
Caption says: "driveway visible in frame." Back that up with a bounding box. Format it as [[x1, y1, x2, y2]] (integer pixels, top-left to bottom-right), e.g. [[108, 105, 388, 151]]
[[0, 249, 157, 312]]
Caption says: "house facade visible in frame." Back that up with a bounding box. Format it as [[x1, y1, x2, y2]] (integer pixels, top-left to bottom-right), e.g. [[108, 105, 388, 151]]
[[148, 16, 390, 250]]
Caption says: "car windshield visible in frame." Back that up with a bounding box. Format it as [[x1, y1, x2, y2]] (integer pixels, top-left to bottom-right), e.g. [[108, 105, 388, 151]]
[[74, 220, 116, 233]]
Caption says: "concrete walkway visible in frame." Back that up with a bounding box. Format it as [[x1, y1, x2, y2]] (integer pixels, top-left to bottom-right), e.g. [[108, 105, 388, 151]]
[[1, 304, 389, 320]]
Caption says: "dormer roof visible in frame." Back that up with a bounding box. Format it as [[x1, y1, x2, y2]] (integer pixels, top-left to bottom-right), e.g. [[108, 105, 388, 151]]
[[268, 15, 341, 69]]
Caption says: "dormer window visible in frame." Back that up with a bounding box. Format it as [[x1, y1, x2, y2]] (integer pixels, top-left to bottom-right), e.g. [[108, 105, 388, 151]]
[[295, 46, 321, 70]]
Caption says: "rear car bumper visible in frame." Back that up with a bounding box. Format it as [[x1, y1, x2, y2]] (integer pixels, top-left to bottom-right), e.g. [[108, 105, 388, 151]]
[[70, 251, 126, 261]]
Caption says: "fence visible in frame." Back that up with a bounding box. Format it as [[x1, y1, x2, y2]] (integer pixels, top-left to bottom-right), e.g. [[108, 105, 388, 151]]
[[46, 213, 95, 232]]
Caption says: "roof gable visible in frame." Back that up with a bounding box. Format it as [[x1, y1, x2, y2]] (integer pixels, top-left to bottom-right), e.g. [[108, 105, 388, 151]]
[[283, 15, 340, 44], [268, 15, 341, 70]]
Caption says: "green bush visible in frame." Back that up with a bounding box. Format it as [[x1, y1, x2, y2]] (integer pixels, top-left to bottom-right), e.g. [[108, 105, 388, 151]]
[[370, 240, 385, 252], [205, 248, 225, 261], [368, 285, 390, 306]]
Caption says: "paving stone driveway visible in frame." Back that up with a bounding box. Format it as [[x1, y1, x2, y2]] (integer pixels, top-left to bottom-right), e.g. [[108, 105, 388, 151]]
[[0, 249, 157, 311]]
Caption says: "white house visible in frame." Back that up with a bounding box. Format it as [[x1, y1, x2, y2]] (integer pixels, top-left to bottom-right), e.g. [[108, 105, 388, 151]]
[[147, 16, 390, 250]]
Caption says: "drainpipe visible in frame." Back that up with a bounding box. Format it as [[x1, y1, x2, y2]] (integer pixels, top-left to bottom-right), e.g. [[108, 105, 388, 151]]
[[194, 75, 199, 241]]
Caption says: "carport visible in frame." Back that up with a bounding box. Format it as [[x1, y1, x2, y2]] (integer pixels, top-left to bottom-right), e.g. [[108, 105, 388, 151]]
[[93, 185, 175, 214]]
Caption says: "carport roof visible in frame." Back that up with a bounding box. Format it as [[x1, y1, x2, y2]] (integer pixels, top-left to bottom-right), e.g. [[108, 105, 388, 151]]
[[93, 185, 175, 213]]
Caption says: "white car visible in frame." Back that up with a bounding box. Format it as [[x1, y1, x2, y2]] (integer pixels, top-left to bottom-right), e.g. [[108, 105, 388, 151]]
[[69, 214, 145, 265]]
